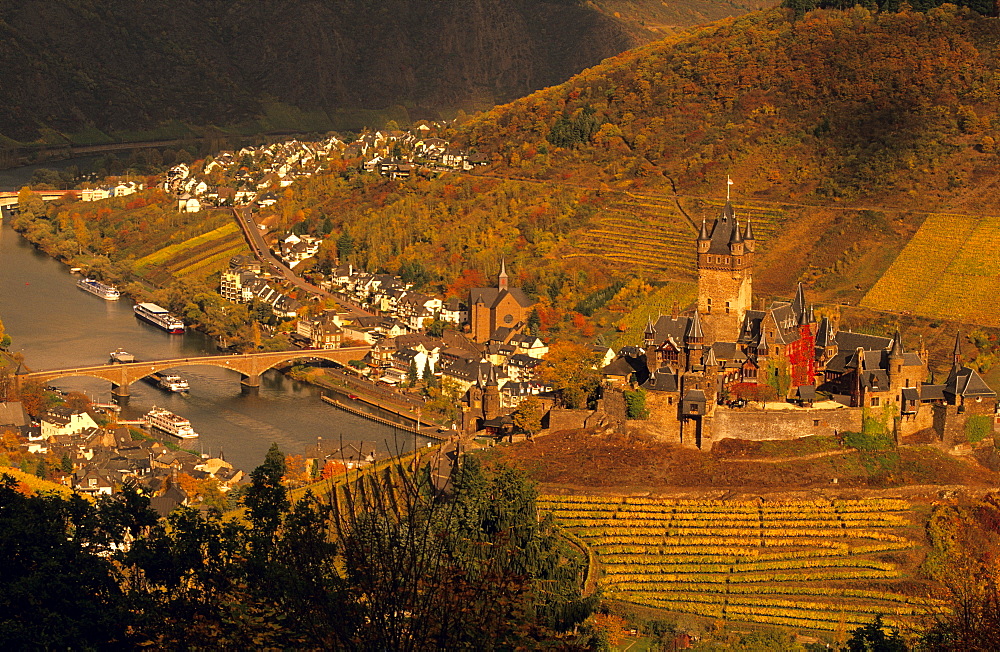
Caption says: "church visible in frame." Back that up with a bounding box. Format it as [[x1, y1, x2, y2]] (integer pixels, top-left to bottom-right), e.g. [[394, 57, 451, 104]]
[[603, 197, 997, 449]]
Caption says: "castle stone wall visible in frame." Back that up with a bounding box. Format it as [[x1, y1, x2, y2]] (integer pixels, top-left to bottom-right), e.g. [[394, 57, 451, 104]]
[[713, 405, 863, 442], [547, 408, 596, 432]]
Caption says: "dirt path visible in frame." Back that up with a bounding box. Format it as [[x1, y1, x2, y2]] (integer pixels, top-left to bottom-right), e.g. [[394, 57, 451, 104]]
[[716, 448, 854, 463]]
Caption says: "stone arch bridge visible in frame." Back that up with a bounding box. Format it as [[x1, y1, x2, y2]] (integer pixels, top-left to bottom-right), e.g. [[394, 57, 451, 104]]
[[21, 347, 370, 402]]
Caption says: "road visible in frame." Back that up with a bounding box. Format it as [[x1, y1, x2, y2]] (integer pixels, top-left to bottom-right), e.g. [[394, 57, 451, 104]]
[[232, 206, 372, 318]]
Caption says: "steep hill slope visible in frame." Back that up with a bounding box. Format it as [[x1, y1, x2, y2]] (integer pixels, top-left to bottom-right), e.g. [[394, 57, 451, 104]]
[[0, 0, 648, 144], [463, 5, 1000, 209]]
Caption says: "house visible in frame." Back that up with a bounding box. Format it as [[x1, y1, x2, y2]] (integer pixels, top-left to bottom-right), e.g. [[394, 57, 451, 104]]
[[297, 314, 343, 349], [40, 407, 99, 440]]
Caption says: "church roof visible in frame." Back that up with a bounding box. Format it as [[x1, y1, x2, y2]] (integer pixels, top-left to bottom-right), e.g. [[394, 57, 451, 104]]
[[469, 287, 534, 310]]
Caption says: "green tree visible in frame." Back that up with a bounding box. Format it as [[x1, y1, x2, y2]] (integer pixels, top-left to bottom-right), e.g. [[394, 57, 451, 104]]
[[60, 452, 73, 474], [0, 315, 10, 350], [624, 388, 650, 419], [243, 443, 288, 535], [844, 614, 908, 651]]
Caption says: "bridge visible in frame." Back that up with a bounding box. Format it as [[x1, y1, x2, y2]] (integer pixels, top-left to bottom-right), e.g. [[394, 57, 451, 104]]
[[0, 190, 81, 209], [20, 347, 371, 402]]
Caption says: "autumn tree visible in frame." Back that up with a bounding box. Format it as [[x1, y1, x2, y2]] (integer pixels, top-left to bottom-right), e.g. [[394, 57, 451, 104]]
[[536, 341, 602, 409], [512, 396, 545, 436]]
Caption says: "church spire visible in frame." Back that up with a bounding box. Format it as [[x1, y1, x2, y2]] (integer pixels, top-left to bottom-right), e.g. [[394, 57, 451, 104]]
[[952, 331, 963, 372], [498, 258, 508, 291]]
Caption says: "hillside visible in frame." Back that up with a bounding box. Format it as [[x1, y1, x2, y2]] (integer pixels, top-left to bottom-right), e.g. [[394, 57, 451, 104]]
[[0, 0, 651, 145], [463, 5, 1000, 207]]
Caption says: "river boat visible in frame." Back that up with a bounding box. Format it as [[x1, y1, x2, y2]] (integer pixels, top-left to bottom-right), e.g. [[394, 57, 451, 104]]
[[157, 374, 190, 393], [144, 407, 198, 439], [109, 348, 135, 364], [77, 277, 120, 300], [134, 302, 185, 334]]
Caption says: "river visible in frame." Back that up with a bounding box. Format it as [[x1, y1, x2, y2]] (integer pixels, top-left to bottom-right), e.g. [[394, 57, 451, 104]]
[[0, 161, 427, 473]]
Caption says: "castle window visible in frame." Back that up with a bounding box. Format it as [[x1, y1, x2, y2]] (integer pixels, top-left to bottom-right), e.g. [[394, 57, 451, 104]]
[[813, 419, 820, 426], [737, 257, 742, 265], [725, 257, 730, 264], [726, 302, 731, 314], [870, 397, 880, 407], [668, 396, 673, 405], [707, 298, 712, 314]]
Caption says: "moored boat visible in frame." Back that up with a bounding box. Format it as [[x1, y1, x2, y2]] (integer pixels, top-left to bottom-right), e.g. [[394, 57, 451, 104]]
[[134, 302, 185, 334], [77, 277, 120, 300], [109, 348, 135, 364], [144, 407, 198, 439]]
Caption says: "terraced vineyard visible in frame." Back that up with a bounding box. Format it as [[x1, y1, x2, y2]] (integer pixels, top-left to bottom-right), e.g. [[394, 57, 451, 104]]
[[568, 193, 790, 280], [134, 222, 249, 285], [862, 212, 1000, 325], [612, 281, 698, 348], [540, 494, 945, 633], [567, 193, 697, 278]]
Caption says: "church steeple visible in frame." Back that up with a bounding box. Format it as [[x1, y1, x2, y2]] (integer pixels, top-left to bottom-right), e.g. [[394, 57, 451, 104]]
[[498, 259, 508, 291], [952, 331, 963, 373]]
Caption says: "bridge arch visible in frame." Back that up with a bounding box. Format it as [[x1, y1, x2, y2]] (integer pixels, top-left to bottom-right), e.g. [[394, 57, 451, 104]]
[[22, 347, 370, 402]]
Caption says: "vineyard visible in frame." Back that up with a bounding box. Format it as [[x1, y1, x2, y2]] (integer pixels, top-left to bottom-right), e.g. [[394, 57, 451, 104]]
[[862, 212, 1000, 326], [133, 222, 249, 286], [566, 192, 790, 282], [540, 494, 946, 634], [612, 281, 698, 348]]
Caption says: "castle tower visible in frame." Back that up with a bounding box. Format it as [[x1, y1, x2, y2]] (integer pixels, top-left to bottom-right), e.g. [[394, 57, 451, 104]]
[[643, 316, 656, 350], [483, 365, 501, 421], [697, 199, 753, 344], [684, 310, 705, 371], [888, 329, 905, 399]]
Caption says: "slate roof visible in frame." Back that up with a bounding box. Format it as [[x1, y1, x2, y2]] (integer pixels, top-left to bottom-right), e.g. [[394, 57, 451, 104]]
[[469, 287, 534, 310], [704, 201, 741, 255], [642, 367, 679, 392], [945, 365, 997, 399]]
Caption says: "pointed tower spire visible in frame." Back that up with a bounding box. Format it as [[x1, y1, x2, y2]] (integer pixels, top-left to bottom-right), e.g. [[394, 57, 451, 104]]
[[729, 214, 744, 244], [756, 327, 769, 356], [498, 259, 508, 291], [952, 331, 963, 372], [744, 216, 755, 242], [698, 218, 710, 241], [791, 283, 807, 317], [704, 345, 718, 369], [686, 310, 704, 342], [643, 316, 656, 349], [890, 329, 904, 357]]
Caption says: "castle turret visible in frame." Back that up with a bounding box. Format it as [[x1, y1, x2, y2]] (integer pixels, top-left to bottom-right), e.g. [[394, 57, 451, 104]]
[[644, 316, 656, 350], [744, 218, 756, 253], [484, 365, 500, 421], [697, 219, 711, 254], [888, 329, 904, 396]]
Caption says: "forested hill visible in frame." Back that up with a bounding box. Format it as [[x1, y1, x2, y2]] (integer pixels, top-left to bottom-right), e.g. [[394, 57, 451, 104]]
[[463, 5, 1000, 210], [0, 0, 648, 144]]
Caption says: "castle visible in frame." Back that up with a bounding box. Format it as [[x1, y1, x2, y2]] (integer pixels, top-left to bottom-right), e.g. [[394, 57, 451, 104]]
[[604, 198, 998, 449]]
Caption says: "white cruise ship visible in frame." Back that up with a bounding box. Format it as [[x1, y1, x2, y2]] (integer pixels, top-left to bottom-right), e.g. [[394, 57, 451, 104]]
[[157, 374, 190, 393], [144, 407, 199, 439], [77, 277, 120, 300], [134, 302, 185, 334]]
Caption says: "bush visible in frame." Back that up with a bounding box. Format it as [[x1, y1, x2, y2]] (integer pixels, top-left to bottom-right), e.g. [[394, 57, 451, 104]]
[[844, 430, 895, 452], [964, 415, 993, 444], [623, 388, 649, 419]]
